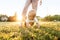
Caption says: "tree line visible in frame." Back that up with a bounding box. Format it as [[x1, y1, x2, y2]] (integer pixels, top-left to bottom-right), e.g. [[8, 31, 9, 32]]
[[42, 15, 60, 21], [0, 14, 17, 22], [0, 14, 60, 22]]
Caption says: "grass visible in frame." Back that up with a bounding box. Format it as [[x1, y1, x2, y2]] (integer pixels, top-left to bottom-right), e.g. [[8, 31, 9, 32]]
[[0, 22, 60, 40]]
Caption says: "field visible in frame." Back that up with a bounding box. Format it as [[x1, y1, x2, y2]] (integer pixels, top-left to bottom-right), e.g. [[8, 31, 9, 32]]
[[0, 22, 60, 40]]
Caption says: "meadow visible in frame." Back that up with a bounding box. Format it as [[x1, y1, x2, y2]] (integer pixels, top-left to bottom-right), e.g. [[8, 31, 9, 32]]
[[0, 22, 60, 40]]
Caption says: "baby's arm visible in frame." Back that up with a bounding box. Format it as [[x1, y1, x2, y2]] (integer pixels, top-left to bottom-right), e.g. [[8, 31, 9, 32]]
[[25, 19, 30, 27], [36, 22, 40, 28], [35, 18, 40, 28]]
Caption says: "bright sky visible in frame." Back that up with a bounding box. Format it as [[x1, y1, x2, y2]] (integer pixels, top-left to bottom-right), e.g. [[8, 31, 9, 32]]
[[0, 0, 60, 18]]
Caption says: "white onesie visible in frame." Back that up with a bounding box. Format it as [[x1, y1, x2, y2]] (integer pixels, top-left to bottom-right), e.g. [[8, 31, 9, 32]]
[[25, 17, 39, 27]]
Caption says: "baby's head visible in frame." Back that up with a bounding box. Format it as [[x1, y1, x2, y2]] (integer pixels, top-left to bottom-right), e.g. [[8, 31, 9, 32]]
[[28, 10, 36, 20]]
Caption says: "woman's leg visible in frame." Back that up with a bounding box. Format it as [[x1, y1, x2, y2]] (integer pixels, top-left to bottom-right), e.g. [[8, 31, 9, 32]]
[[32, 0, 38, 11], [22, 0, 31, 17]]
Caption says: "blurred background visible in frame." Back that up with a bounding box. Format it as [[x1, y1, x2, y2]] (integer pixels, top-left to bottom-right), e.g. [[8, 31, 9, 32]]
[[0, 0, 60, 22]]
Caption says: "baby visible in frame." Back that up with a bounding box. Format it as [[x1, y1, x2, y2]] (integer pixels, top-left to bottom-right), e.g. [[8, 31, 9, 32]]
[[25, 10, 40, 27]]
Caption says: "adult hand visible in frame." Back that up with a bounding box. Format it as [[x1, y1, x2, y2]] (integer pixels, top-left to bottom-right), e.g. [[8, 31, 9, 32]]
[[40, 0, 42, 6]]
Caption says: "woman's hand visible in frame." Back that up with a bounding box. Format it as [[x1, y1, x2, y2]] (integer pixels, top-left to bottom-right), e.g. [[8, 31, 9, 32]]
[[40, 0, 42, 5]]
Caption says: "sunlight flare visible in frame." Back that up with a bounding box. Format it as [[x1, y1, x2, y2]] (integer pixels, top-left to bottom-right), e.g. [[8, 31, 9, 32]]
[[17, 14, 22, 21]]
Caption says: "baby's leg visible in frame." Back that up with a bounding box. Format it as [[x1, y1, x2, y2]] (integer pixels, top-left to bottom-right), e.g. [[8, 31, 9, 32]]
[[32, 0, 38, 11]]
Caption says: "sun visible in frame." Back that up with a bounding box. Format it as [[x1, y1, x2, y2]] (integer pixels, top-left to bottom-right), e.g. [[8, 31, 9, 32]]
[[17, 14, 22, 21]]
